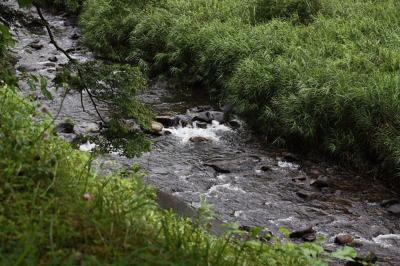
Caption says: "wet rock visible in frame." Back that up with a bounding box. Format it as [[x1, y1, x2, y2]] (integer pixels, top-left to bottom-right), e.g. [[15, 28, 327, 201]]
[[204, 157, 259, 173], [209, 111, 225, 123], [48, 56, 58, 62], [302, 233, 316, 242], [84, 122, 100, 133], [289, 226, 315, 239], [192, 111, 225, 123], [296, 190, 318, 200], [260, 165, 271, 172], [174, 114, 191, 127], [334, 234, 354, 245], [282, 153, 300, 163], [192, 111, 212, 123], [29, 42, 43, 50], [310, 176, 330, 188], [70, 33, 80, 40], [387, 204, 400, 216], [151, 121, 164, 135], [189, 136, 210, 143], [194, 121, 208, 129], [156, 116, 176, 127], [380, 198, 399, 208], [55, 122, 74, 134], [228, 119, 241, 129]]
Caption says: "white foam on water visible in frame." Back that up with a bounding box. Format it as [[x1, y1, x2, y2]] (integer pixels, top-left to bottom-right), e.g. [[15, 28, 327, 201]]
[[278, 160, 299, 170], [372, 234, 400, 248], [205, 183, 245, 196], [79, 141, 96, 152], [166, 120, 231, 143]]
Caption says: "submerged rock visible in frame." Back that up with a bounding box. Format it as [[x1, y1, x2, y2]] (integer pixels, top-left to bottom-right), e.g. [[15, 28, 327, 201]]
[[204, 157, 259, 174], [189, 136, 210, 143]]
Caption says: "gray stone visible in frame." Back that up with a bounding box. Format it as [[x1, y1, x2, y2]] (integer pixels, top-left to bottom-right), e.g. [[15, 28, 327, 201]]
[[289, 227, 315, 239], [194, 121, 208, 129], [189, 136, 210, 143], [334, 234, 354, 245], [155, 116, 176, 127], [310, 176, 330, 188], [151, 121, 164, 134], [387, 204, 400, 216]]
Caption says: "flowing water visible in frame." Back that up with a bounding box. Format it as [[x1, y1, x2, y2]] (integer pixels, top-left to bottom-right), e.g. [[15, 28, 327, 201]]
[[2, 1, 400, 264]]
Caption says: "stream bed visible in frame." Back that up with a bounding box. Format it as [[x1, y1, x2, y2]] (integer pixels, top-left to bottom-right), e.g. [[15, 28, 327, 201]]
[[2, 0, 400, 264]]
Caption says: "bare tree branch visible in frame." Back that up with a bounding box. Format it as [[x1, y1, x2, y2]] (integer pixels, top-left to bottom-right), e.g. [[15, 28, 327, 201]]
[[34, 4, 106, 123]]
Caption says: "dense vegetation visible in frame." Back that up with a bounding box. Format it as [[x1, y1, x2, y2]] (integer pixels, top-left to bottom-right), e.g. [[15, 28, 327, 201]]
[[78, 0, 400, 185], [1, 6, 357, 265]]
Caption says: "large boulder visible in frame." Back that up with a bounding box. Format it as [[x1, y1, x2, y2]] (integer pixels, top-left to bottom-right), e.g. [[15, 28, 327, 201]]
[[192, 111, 225, 123]]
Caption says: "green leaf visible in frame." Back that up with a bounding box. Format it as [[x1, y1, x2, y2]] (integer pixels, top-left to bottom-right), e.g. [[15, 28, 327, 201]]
[[17, 0, 32, 8], [279, 227, 291, 238], [331, 246, 357, 261], [39, 76, 53, 100]]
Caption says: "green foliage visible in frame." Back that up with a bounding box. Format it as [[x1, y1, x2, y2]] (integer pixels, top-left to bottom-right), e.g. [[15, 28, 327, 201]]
[[0, 86, 333, 265], [253, 0, 322, 24], [80, 0, 400, 184], [0, 23, 16, 86], [55, 61, 153, 157]]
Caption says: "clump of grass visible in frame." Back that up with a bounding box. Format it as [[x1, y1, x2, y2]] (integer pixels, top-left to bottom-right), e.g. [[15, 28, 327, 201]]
[[0, 86, 333, 265], [80, 0, 400, 185]]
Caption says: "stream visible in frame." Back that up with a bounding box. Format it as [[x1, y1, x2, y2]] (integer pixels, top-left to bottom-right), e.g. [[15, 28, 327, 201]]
[[2, 1, 400, 264]]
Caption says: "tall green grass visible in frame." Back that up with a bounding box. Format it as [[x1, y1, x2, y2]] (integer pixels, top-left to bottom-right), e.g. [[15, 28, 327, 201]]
[[80, 0, 400, 184]]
